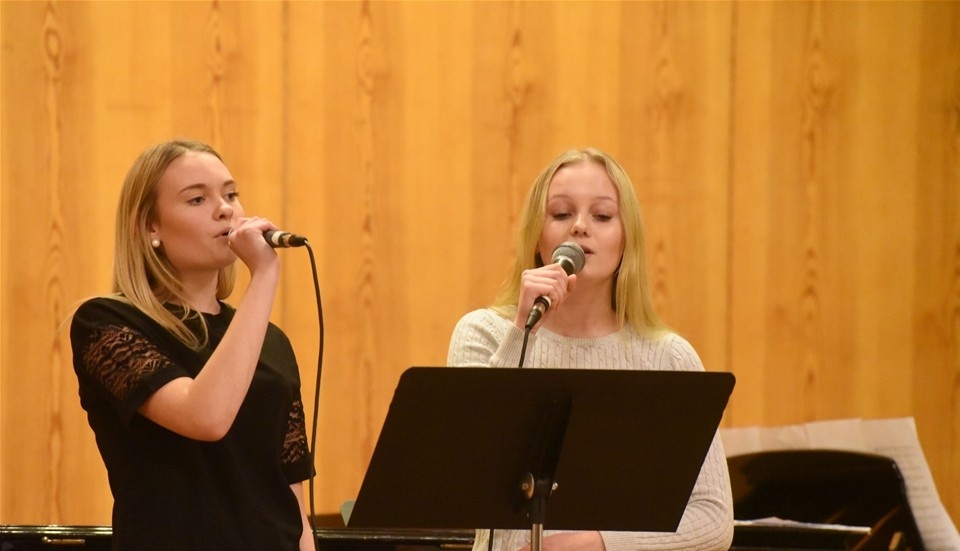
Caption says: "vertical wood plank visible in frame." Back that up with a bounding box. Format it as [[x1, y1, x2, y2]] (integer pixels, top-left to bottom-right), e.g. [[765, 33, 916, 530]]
[[1, 0, 957, 528], [912, 0, 960, 523]]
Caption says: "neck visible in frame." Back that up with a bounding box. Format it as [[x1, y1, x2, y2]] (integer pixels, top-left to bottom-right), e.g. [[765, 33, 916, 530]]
[[542, 281, 619, 338], [180, 272, 221, 314]]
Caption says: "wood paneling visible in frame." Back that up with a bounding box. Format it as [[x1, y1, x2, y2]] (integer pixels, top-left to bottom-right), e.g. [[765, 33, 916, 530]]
[[2, 0, 957, 529]]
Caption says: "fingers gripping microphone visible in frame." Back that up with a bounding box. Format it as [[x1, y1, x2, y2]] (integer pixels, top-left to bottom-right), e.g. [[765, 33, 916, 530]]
[[264, 230, 308, 248], [524, 242, 586, 330]]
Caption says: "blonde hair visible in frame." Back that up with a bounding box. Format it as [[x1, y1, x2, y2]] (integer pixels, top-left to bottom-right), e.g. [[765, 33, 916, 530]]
[[111, 139, 236, 349], [493, 148, 665, 335]]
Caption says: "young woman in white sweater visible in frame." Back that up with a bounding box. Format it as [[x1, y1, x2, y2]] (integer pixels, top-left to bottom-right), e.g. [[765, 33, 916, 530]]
[[447, 148, 733, 551]]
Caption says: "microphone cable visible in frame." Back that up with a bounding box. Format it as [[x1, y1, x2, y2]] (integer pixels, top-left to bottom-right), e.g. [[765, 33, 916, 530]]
[[303, 241, 325, 531], [260, 230, 324, 532], [278, 236, 324, 531], [519, 326, 532, 368]]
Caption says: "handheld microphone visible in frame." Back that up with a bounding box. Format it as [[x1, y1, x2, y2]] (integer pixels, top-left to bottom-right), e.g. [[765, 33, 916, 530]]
[[264, 230, 308, 248], [524, 242, 586, 329]]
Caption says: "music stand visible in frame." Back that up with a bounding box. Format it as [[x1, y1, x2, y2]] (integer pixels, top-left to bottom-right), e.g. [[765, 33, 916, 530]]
[[348, 367, 735, 550]]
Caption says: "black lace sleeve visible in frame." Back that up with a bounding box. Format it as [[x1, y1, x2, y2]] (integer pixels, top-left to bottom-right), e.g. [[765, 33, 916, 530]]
[[281, 396, 314, 483], [71, 299, 190, 424]]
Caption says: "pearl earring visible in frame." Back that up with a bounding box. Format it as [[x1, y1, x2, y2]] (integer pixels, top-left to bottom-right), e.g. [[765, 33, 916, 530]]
[[151, 239, 161, 249]]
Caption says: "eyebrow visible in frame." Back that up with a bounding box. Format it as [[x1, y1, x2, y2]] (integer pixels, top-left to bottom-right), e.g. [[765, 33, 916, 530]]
[[547, 194, 618, 203], [176, 180, 237, 195]]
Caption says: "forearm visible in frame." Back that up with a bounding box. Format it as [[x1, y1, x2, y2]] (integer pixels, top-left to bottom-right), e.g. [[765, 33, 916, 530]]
[[523, 531, 604, 551], [140, 267, 280, 439], [291, 482, 317, 551], [189, 269, 279, 423]]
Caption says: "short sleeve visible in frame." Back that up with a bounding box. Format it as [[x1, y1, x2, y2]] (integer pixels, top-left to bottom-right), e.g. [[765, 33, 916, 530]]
[[71, 299, 190, 424], [281, 396, 314, 483]]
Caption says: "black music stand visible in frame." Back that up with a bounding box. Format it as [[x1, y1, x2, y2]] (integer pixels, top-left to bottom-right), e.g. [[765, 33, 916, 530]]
[[348, 367, 735, 550]]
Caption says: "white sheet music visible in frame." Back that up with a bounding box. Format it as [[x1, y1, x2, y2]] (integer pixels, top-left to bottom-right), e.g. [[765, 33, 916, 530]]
[[721, 417, 960, 551]]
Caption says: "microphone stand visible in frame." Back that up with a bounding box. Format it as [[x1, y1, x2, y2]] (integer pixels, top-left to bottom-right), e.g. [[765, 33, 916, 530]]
[[519, 393, 571, 551], [521, 473, 558, 551], [511, 241, 584, 549]]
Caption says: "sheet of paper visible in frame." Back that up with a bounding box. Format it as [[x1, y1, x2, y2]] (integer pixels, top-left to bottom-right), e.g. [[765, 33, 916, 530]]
[[720, 417, 960, 551], [734, 518, 871, 534]]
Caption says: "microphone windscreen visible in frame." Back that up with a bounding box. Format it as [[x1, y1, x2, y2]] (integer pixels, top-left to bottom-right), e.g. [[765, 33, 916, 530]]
[[552, 242, 586, 275]]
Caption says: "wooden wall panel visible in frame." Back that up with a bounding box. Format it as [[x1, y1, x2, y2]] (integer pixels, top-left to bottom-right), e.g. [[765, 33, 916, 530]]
[[728, 0, 959, 519], [912, 0, 960, 523], [615, 1, 733, 374], [730, 0, 920, 423], [2, 1, 116, 524], [0, 0, 290, 523], [2, 0, 957, 529]]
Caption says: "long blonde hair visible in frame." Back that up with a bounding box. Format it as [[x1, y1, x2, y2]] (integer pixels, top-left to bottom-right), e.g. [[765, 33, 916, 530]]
[[111, 139, 236, 349], [493, 148, 665, 336]]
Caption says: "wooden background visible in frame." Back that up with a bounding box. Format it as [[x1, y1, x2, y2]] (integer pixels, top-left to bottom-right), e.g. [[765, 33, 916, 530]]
[[2, 0, 958, 528]]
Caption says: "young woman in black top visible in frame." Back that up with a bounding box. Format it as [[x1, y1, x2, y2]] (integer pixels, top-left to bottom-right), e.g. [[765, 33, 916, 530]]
[[71, 139, 315, 551]]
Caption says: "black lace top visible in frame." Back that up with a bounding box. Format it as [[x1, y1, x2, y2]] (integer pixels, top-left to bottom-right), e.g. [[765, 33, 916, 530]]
[[71, 297, 312, 551]]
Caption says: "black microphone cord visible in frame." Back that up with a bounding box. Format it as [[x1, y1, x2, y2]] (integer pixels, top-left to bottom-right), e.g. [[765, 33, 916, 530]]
[[303, 242, 325, 531], [519, 326, 532, 369]]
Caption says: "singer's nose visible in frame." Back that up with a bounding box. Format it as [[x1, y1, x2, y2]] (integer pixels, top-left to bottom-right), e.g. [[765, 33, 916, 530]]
[[216, 197, 235, 219], [571, 214, 588, 236]]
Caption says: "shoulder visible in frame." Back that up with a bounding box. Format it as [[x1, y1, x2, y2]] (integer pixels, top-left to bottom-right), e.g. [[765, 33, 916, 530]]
[[71, 296, 184, 357], [660, 331, 696, 353], [661, 332, 705, 371], [76, 295, 133, 315], [450, 308, 515, 347], [626, 329, 705, 372], [73, 296, 146, 328], [452, 308, 513, 337], [447, 307, 525, 367]]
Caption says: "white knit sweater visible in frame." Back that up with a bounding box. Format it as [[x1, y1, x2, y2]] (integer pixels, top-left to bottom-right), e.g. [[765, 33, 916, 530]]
[[446, 308, 734, 551]]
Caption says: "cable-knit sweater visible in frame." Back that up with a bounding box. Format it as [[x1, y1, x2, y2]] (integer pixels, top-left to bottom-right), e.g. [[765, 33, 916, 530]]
[[446, 308, 734, 551]]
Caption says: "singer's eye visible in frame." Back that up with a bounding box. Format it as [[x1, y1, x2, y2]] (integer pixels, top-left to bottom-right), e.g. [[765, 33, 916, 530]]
[[594, 214, 613, 222], [550, 212, 572, 220], [187, 196, 205, 205], [225, 191, 240, 202]]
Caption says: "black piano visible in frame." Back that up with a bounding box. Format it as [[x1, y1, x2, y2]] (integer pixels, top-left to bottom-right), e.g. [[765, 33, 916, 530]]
[[728, 450, 925, 551], [0, 525, 475, 551]]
